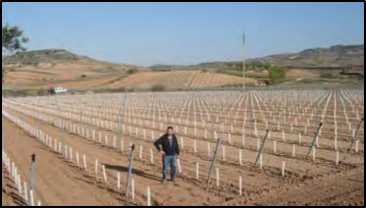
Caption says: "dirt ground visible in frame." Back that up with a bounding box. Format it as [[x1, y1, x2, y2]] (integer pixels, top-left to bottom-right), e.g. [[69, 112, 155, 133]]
[[2, 90, 364, 206]]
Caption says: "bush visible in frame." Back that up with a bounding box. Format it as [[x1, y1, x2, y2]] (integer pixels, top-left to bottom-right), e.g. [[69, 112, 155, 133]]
[[268, 66, 286, 84], [126, 68, 138, 75], [151, 84, 165, 91], [320, 72, 336, 78], [81, 74, 87, 78]]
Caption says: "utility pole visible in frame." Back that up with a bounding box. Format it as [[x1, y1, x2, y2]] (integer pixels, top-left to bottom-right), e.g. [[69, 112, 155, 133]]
[[242, 32, 246, 92]]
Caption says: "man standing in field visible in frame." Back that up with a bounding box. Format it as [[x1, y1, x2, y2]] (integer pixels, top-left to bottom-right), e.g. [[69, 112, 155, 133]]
[[154, 126, 180, 184]]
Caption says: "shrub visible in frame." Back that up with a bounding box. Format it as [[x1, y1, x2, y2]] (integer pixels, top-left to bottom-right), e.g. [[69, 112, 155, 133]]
[[81, 74, 87, 78], [126, 68, 138, 75], [268, 66, 286, 84], [151, 84, 165, 91], [320, 72, 336, 78]]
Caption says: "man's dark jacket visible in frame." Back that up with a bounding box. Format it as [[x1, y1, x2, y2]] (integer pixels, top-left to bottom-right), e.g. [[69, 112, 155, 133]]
[[154, 134, 180, 156]]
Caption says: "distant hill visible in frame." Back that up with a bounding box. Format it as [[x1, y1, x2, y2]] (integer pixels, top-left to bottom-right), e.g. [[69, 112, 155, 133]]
[[150, 44, 364, 71], [2, 48, 127, 67], [2, 44, 363, 92], [2, 48, 255, 91], [251, 44, 364, 68], [2, 49, 145, 89]]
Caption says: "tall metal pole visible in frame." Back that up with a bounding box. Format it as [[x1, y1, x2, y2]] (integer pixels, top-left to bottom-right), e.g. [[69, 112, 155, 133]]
[[206, 137, 222, 189], [255, 129, 270, 165], [242, 32, 246, 92], [306, 122, 323, 158]]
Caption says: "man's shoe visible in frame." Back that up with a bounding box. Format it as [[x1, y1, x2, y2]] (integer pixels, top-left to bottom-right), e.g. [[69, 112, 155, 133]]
[[161, 179, 166, 184]]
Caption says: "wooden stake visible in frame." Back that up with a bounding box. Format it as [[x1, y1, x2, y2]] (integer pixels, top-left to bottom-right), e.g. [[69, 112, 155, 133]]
[[150, 149, 154, 164], [180, 137, 184, 150], [139, 145, 143, 160], [195, 162, 199, 180], [298, 133, 302, 145], [117, 172, 121, 190], [120, 139, 124, 152], [147, 186, 151, 206], [239, 149, 243, 166], [76, 152, 80, 167], [239, 176, 242, 196], [102, 165, 107, 183], [273, 141, 277, 154], [177, 158, 182, 174], [207, 142, 211, 158], [193, 139, 197, 153], [30, 189, 35, 206], [95, 159, 98, 180], [131, 177, 135, 201], [83, 154, 87, 170], [259, 154, 263, 169], [23, 182, 29, 202], [216, 167, 220, 187]]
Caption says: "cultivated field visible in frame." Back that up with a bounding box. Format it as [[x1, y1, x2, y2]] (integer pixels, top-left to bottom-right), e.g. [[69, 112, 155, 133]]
[[3, 66, 258, 91], [2, 89, 364, 205]]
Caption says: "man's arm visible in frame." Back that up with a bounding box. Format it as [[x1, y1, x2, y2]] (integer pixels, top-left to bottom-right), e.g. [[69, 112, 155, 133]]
[[175, 136, 180, 155], [154, 136, 164, 152]]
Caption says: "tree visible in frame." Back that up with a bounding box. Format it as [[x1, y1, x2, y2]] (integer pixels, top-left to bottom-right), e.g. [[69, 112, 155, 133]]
[[2, 24, 29, 55], [2, 24, 29, 82]]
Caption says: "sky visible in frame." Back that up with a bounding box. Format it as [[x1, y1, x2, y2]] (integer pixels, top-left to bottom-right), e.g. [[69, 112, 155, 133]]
[[2, 2, 364, 66]]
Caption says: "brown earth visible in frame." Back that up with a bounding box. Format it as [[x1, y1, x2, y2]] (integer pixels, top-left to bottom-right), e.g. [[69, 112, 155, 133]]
[[3, 65, 257, 91], [2, 89, 364, 206]]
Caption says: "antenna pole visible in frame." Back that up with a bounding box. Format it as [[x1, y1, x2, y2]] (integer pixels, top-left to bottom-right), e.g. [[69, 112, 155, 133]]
[[242, 32, 246, 92]]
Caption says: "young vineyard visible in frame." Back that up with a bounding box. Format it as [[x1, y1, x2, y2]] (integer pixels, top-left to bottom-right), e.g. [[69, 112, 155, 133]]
[[2, 89, 364, 205]]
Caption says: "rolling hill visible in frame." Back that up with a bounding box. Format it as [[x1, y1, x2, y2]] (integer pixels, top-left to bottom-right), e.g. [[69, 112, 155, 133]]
[[151, 44, 364, 71], [251, 44, 364, 68], [149, 44, 364, 84], [2, 44, 363, 94], [2, 49, 257, 91]]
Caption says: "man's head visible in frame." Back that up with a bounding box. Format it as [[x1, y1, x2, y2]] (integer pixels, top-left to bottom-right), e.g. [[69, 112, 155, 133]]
[[167, 126, 174, 135]]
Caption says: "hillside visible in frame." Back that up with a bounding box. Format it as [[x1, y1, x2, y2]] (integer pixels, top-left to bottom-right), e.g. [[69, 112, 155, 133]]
[[2, 49, 257, 92], [151, 44, 364, 71], [2, 49, 144, 89], [3, 49, 91, 65], [253, 44, 364, 68], [2, 44, 363, 94], [149, 44, 364, 85]]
